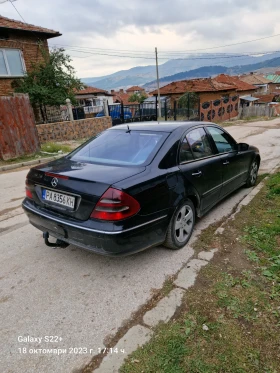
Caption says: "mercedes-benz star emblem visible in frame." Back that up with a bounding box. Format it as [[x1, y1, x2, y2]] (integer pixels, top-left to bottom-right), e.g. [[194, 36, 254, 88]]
[[51, 177, 58, 188]]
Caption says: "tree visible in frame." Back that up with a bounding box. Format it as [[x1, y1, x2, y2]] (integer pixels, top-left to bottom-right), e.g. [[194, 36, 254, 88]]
[[13, 47, 83, 121], [128, 92, 148, 104]]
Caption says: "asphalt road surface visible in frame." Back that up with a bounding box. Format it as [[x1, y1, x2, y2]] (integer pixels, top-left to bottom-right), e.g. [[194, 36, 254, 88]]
[[1, 119, 280, 373]]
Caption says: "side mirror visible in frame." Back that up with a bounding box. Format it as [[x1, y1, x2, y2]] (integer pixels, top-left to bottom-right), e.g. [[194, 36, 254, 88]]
[[237, 143, 249, 152]]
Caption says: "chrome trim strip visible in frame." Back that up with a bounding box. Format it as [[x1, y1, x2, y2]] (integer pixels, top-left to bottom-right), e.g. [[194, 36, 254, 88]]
[[223, 171, 247, 186], [23, 204, 168, 235]]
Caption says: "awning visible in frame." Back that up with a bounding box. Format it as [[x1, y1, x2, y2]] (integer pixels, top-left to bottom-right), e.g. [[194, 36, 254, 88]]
[[240, 95, 259, 102]]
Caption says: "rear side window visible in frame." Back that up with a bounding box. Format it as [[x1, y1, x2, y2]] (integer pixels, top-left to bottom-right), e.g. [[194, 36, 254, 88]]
[[180, 128, 213, 162], [207, 127, 236, 153], [69, 129, 167, 166]]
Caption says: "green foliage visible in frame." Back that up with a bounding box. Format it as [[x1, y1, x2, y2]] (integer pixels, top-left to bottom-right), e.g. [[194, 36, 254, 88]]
[[128, 92, 147, 103], [178, 92, 199, 109], [13, 47, 83, 106]]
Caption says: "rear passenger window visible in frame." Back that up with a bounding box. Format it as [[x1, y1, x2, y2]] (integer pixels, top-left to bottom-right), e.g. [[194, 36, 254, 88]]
[[207, 127, 236, 153], [180, 128, 213, 162]]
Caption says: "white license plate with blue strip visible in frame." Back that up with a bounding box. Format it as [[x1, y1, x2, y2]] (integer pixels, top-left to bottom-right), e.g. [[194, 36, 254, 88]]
[[42, 189, 75, 209]]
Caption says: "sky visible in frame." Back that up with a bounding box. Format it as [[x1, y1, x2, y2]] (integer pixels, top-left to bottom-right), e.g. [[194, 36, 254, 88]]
[[1, 0, 280, 78]]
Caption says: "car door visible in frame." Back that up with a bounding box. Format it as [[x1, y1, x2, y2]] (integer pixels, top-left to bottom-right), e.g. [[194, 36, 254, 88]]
[[178, 127, 223, 213], [206, 126, 244, 197]]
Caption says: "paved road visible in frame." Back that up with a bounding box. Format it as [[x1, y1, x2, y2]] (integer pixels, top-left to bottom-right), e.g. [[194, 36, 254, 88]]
[[1, 120, 280, 373]]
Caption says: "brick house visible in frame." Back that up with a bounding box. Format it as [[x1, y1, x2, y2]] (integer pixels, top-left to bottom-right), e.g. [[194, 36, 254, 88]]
[[150, 77, 238, 107], [0, 15, 61, 96], [110, 89, 138, 105], [126, 85, 145, 94], [239, 73, 271, 94], [265, 74, 280, 95]]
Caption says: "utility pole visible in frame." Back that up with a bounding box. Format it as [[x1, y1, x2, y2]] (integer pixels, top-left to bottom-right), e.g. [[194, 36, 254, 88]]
[[155, 47, 161, 119]]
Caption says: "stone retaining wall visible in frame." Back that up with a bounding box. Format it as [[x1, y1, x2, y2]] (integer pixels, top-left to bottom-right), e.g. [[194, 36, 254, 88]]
[[37, 116, 112, 143]]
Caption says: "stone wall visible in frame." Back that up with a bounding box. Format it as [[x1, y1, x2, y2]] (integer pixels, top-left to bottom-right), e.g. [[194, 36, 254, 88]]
[[37, 116, 112, 143], [0, 32, 49, 96]]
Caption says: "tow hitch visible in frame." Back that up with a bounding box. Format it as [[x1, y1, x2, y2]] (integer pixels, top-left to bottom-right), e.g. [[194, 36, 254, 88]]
[[43, 232, 69, 248]]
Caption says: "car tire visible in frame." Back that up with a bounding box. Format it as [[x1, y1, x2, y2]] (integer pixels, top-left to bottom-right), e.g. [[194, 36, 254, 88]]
[[246, 159, 259, 187], [164, 199, 195, 250]]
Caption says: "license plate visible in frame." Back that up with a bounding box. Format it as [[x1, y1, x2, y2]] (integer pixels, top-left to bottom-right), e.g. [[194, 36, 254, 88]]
[[42, 189, 75, 209]]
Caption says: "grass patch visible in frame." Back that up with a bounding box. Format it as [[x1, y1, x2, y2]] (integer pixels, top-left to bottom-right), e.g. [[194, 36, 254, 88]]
[[120, 172, 280, 373], [40, 142, 72, 153]]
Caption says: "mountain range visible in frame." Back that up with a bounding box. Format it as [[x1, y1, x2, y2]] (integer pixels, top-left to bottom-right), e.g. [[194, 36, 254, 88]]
[[81, 52, 280, 91]]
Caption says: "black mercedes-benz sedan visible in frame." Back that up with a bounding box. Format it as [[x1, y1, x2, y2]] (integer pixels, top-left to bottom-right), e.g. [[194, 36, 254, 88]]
[[22, 122, 260, 256]]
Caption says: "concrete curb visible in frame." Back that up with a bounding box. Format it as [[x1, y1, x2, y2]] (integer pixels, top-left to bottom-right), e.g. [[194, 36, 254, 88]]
[[0, 154, 66, 172], [92, 165, 280, 373]]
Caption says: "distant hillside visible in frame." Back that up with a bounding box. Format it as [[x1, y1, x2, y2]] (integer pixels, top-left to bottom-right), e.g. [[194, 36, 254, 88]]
[[81, 52, 280, 90], [143, 57, 280, 90]]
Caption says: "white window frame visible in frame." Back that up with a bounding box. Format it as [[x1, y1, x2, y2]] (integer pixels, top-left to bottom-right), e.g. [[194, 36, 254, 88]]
[[0, 48, 26, 77]]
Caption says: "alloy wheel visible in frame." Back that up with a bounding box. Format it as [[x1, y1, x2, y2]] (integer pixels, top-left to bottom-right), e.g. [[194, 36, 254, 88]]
[[174, 205, 194, 243]]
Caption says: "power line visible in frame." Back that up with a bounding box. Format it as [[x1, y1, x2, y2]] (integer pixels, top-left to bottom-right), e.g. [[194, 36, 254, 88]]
[[8, 0, 27, 23], [49, 32, 280, 55]]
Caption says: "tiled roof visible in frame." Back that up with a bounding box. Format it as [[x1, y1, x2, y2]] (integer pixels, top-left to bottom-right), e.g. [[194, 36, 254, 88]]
[[239, 74, 270, 85], [113, 92, 138, 105], [265, 74, 280, 83], [213, 74, 256, 91], [150, 77, 236, 96], [126, 85, 145, 92], [254, 94, 279, 103], [0, 15, 61, 37], [75, 87, 110, 95]]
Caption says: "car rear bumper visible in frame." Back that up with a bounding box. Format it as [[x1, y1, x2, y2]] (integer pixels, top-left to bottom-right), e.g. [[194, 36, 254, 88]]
[[22, 199, 169, 256]]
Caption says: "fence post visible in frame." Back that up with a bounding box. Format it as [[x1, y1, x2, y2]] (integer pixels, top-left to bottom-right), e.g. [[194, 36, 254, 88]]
[[155, 96, 158, 121], [120, 102, 124, 123], [139, 103, 142, 121], [174, 101, 177, 121], [164, 98, 167, 121], [66, 99, 74, 121]]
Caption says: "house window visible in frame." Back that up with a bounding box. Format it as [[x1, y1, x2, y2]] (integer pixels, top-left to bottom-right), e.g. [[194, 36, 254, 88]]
[[0, 49, 25, 77]]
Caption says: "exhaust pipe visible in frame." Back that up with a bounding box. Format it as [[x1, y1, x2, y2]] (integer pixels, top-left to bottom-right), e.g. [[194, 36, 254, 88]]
[[43, 232, 69, 248]]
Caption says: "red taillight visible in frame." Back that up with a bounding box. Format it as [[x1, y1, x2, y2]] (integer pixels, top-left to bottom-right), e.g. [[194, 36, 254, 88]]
[[90, 188, 140, 221], [25, 188, 33, 199]]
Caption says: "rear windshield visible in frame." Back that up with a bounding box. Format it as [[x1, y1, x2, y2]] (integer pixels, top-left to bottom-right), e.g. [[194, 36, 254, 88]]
[[69, 129, 168, 166]]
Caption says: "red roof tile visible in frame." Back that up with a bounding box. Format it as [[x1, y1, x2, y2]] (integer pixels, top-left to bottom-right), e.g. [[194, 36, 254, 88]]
[[0, 15, 61, 37], [113, 92, 138, 105], [239, 74, 270, 85], [254, 94, 278, 103], [150, 77, 236, 96], [75, 87, 110, 95], [126, 85, 145, 92], [213, 74, 256, 91]]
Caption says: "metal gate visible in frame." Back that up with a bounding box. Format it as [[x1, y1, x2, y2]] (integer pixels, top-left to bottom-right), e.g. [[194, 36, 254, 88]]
[[175, 92, 200, 121]]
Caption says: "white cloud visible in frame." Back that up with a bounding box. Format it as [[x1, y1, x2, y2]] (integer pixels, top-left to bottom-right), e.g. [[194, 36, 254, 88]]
[[1, 0, 280, 77]]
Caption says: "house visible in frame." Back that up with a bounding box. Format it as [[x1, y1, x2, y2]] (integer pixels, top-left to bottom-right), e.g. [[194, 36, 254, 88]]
[[110, 89, 138, 105], [254, 93, 280, 106], [264, 74, 280, 94], [239, 73, 271, 94], [0, 15, 61, 96], [126, 85, 145, 94], [213, 74, 257, 107], [150, 77, 239, 107], [75, 86, 113, 114]]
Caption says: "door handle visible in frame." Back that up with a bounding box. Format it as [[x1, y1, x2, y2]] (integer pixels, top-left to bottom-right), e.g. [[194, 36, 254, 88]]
[[223, 160, 230, 165], [192, 171, 202, 177]]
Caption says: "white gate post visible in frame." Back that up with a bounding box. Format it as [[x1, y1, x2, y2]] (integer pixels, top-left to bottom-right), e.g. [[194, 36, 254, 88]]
[[66, 98, 74, 121], [103, 99, 109, 116]]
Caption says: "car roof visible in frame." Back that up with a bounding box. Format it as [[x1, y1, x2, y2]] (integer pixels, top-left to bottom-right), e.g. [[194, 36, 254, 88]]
[[109, 121, 213, 133]]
